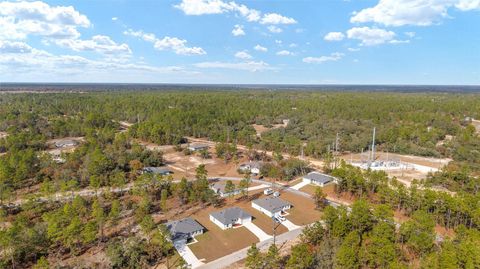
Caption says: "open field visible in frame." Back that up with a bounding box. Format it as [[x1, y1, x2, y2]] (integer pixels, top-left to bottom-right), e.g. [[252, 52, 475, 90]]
[[252, 120, 288, 137], [472, 119, 480, 134]]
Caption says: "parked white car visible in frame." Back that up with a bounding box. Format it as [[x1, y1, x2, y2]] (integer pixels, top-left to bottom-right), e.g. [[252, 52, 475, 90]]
[[276, 215, 286, 222], [264, 188, 274, 195], [273, 191, 280, 197]]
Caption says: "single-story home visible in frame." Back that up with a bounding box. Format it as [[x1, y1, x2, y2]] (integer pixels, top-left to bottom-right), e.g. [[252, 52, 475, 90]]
[[188, 144, 209, 152], [302, 172, 336, 187], [210, 182, 241, 197], [142, 167, 174, 176], [239, 161, 263, 175], [252, 197, 292, 217], [54, 140, 78, 148], [165, 217, 204, 246], [209, 207, 252, 230]]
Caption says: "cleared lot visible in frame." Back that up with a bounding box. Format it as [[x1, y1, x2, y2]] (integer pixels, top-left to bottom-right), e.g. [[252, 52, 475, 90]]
[[280, 191, 322, 225]]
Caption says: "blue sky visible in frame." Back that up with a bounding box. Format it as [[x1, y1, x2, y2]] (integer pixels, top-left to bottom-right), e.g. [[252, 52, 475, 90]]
[[0, 0, 479, 84]]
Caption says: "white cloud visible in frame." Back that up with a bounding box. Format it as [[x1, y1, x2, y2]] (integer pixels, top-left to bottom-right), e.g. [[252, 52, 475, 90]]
[[390, 39, 410, 44], [289, 43, 298, 48], [0, 40, 33, 53], [53, 35, 131, 54], [350, 0, 480, 27], [112, 17, 118, 21], [346, 27, 396, 46], [276, 50, 293, 56], [234, 50, 252, 59], [0, 1, 90, 40], [405, 31, 416, 38], [275, 40, 282, 44], [124, 29, 206, 55], [174, 0, 296, 24], [267, 25, 283, 33], [303, 52, 344, 64], [0, 42, 184, 79], [254, 44, 268, 52], [456, 0, 480, 10], [232, 24, 245, 36], [348, 47, 361, 52], [324, 32, 345, 41], [194, 61, 272, 72], [260, 13, 297, 24]]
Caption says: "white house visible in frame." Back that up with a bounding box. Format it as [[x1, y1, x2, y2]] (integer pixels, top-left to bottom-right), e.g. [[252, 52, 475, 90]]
[[165, 217, 204, 246], [210, 182, 241, 197], [209, 207, 252, 230], [239, 162, 263, 175], [302, 172, 336, 187], [252, 197, 292, 217]]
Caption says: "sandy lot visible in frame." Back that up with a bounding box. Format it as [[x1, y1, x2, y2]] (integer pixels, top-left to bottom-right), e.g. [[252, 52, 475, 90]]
[[163, 149, 252, 180]]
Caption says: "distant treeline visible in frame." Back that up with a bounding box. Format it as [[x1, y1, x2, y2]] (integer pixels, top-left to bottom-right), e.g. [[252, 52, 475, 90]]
[[1, 90, 479, 166]]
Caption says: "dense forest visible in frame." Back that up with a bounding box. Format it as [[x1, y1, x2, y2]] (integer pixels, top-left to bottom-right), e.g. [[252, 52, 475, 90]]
[[0, 89, 479, 268]]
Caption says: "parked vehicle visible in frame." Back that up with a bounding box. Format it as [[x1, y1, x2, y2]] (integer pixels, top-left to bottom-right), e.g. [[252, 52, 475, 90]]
[[276, 215, 286, 222], [264, 188, 274, 195], [273, 191, 280, 197]]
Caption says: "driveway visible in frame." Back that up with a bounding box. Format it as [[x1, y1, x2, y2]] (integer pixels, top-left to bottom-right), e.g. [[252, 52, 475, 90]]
[[243, 221, 272, 241], [290, 181, 309, 190], [175, 243, 204, 268], [281, 219, 300, 231]]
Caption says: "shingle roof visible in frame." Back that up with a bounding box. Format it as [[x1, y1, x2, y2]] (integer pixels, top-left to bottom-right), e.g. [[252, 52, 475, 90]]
[[210, 207, 251, 226], [252, 197, 291, 213], [165, 218, 204, 241], [240, 162, 263, 170], [303, 172, 334, 184], [210, 182, 239, 194]]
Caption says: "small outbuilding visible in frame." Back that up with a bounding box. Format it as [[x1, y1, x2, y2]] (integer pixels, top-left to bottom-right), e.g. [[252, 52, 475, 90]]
[[165, 217, 204, 246], [209, 207, 252, 230], [252, 197, 291, 217], [54, 140, 78, 148], [142, 167, 174, 176], [239, 162, 263, 175], [302, 172, 336, 187], [188, 144, 209, 152]]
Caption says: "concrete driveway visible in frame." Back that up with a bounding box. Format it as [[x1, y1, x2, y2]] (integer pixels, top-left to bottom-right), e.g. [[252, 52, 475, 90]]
[[291, 181, 309, 190], [281, 219, 300, 231], [243, 221, 272, 241], [174, 243, 204, 268]]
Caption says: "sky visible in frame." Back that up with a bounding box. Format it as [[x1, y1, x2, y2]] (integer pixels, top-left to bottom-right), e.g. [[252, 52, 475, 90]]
[[0, 0, 479, 85]]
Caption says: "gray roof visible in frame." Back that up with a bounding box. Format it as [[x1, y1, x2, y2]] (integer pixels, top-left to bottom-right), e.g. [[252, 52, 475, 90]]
[[252, 197, 291, 213], [143, 167, 173, 175], [210, 207, 251, 226], [54, 140, 78, 147], [165, 218, 204, 241], [188, 144, 209, 150], [303, 172, 334, 184], [240, 162, 263, 170], [210, 182, 239, 194]]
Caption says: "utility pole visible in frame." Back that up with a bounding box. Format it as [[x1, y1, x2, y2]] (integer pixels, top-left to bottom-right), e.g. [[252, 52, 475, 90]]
[[272, 216, 282, 246]]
